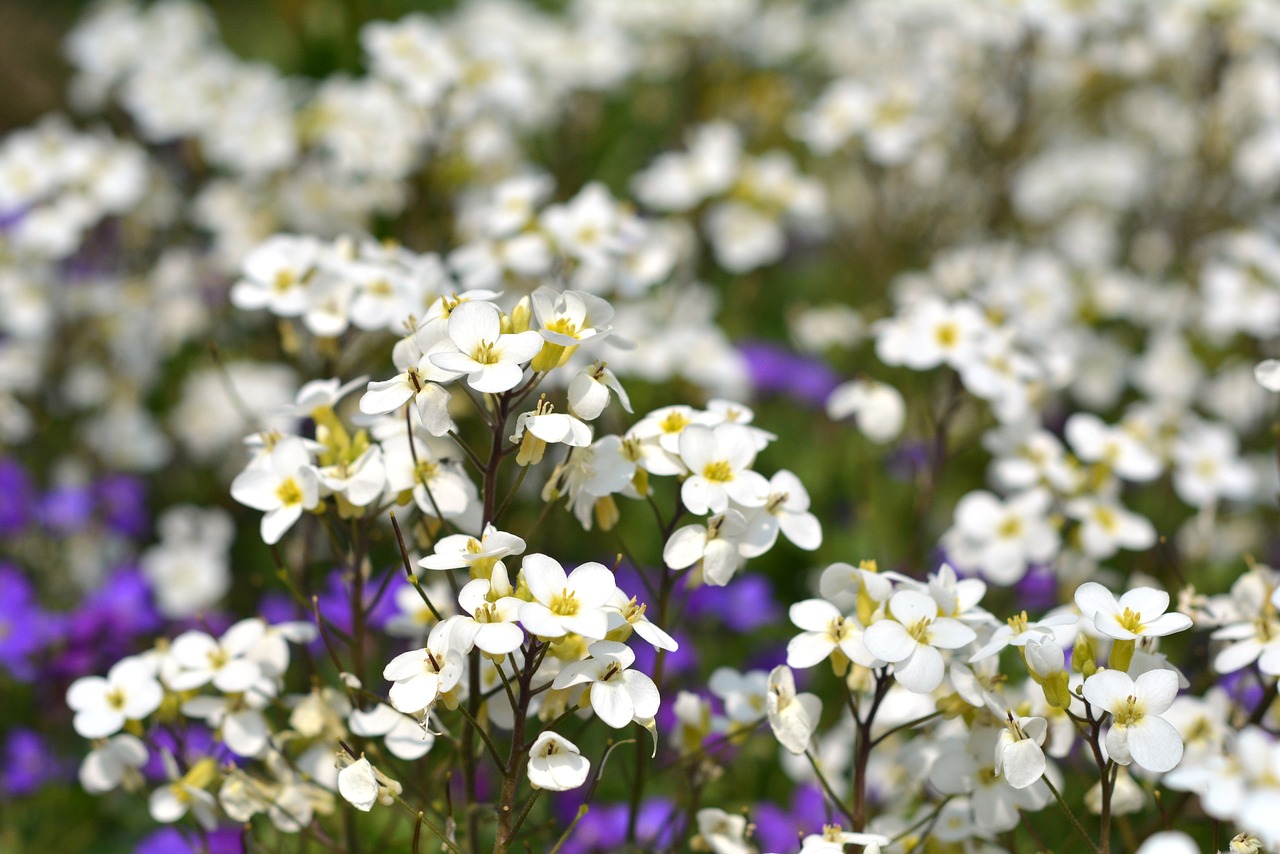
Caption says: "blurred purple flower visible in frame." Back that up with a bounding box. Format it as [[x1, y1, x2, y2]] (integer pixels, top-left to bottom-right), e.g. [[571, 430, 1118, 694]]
[[753, 784, 828, 852], [1, 728, 66, 797], [632, 628, 696, 678], [143, 724, 232, 783], [52, 566, 160, 679], [39, 484, 95, 534], [553, 798, 676, 853], [886, 441, 931, 482], [136, 827, 243, 854], [0, 564, 51, 680], [684, 574, 782, 633], [739, 340, 841, 407], [0, 458, 34, 534], [315, 568, 399, 636], [96, 474, 149, 538], [1017, 564, 1059, 611]]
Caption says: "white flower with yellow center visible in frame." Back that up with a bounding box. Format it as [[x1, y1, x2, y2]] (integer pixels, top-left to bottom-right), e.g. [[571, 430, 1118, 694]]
[[1082, 668, 1184, 773], [739, 469, 822, 557], [517, 553, 617, 640], [994, 712, 1049, 789], [552, 640, 659, 729], [786, 598, 879, 672], [862, 590, 977, 693], [530, 286, 614, 347], [417, 524, 525, 578], [1075, 582, 1192, 642], [382, 625, 465, 715], [1066, 413, 1163, 483], [677, 422, 770, 515], [942, 488, 1059, 584], [663, 509, 748, 586], [429, 299, 544, 393], [164, 619, 267, 694], [229, 233, 321, 318], [67, 656, 163, 739], [526, 732, 590, 792], [230, 436, 320, 545], [1064, 496, 1156, 560], [453, 578, 525, 657]]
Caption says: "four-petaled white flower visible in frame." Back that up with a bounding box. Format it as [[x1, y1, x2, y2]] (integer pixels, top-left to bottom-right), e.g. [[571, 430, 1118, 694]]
[[429, 300, 544, 393], [1082, 668, 1184, 773], [382, 623, 465, 715], [552, 640, 660, 729], [994, 713, 1049, 789], [677, 422, 770, 515], [663, 509, 748, 586], [740, 469, 822, 557], [230, 436, 321, 545], [67, 656, 163, 739], [767, 665, 822, 755], [786, 599, 878, 671], [862, 590, 977, 693], [1074, 582, 1193, 641], [526, 732, 591, 792], [518, 554, 617, 640]]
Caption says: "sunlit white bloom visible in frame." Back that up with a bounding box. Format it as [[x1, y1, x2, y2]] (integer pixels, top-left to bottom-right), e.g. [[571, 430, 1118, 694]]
[[1082, 668, 1183, 773], [567, 361, 632, 421], [663, 509, 748, 586], [337, 756, 401, 812], [69, 659, 162, 740], [518, 554, 617, 640], [230, 436, 321, 544], [863, 590, 976, 693], [739, 469, 821, 557], [1074, 582, 1192, 641], [349, 704, 435, 761], [527, 732, 590, 792], [165, 619, 266, 693], [695, 808, 751, 854], [552, 640, 660, 729], [1066, 413, 1163, 482], [786, 599, 878, 671], [454, 578, 525, 657], [229, 234, 322, 317], [605, 589, 678, 652], [943, 488, 1059, 584], [382, 623, 465, 715], [677, 422, 770, 515], [994, 714, 1048, 789], [430, 300, 544, 393], [418, 524, 526, 576], [149, 753, 218, 830]]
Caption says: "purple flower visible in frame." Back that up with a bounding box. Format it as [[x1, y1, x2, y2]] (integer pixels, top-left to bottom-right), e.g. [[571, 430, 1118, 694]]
[[95, 474, 149, 538], [38, 484, 95, 534], [0, 564, 50, 680], [753, 784, 828, 852], [136, 827, 243, 854], [1, 728, 66, 797], [315, 568, 400, 637], [1016, 564, 1060, 612], [552, 798, 676, 853], [684, 575, 782, 634], [739, 340, 841, 407], [52, 566, 160, 679], [632, 629, 696, 679], [143, 724, 232, 783], [0, 458, 34, 534]]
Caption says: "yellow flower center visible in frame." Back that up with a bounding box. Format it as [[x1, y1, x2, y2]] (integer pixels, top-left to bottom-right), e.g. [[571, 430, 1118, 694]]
[[550, 588, 580, 617], [1117, 607, 1143, 633], [702, 461, 734, 483], [276, 477, 303, 506], [934, 322, 959, 348], [907, 617, 933, 643], [471, 340, 501, 365], [659, 411, 690, 433], [1007, 611, 1030, 634], [105, 687, 127, 710], [1093, 505, 1118, 533], [546, 317, 580, 339], [272, 269, 296, 293], [1112, 694, 1144, 727], [415, 460, 439, 482], [997, 516, 1023, 538]]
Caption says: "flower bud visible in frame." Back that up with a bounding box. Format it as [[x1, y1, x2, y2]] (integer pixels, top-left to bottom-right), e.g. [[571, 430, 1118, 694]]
[[1072, 633, 1097, 677]]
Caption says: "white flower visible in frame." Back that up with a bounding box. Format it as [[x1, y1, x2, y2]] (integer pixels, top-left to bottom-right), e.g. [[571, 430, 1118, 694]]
[[418, 524, 526, 577], [454, 578, 525, 657], [1074, 582, 1192, 641], [1065, 413, 1162, 482], [767, 665, 822, 755], [359, 365, 453, 436], [349, 704, 435, 761], [739, 469, 822, 557], [862, 590, 977, 693], [229, 234, 321, 317], [526, 732, 591, 792], [677, 423, 770, 515], [139, 505, 234, 619], [67, 655, 163, 739], [518, 554, 617, 640], [1255, 359, 1280, 392], [510, 396, 592, 465], [530, 286, 614, 347], [165, 619, 267, 693], [663, 509, 748, 586], [787, 599, 878, 671], [382, 623, 465, 715], [605, 590, 679, 652], [149, 753, 219, 830], [316, 444, 386, 508], [1083, 668, 1184, 773], [552, 640, 660, 729], [994, 714, 1048, 789], [826, 379, 905, 444], [1065, 497, 1156, 560], [79, 734, 148, 793], [567, 361, 631, 421], [429, 300, 544, 393], [338, 756, 401, 812], [943, 488, 1059, 584], [695, 808, 752, 854], [230, 436, 321, 545]]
